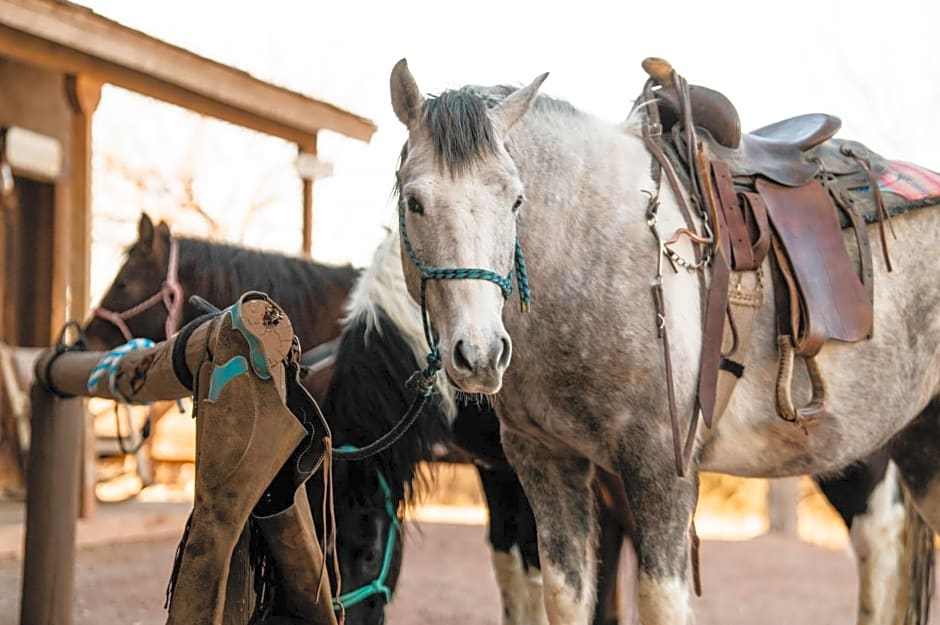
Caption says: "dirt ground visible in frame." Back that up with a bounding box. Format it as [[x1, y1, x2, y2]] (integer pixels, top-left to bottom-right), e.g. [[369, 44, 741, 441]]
[[1, 520, 938, 625]]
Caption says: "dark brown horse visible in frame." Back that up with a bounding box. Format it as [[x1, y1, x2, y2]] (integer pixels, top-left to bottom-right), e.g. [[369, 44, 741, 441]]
[[83, 213, 360, 399]]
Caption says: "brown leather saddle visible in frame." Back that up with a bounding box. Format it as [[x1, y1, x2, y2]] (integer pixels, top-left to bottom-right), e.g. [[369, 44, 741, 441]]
[[640, 57, 890, 433]]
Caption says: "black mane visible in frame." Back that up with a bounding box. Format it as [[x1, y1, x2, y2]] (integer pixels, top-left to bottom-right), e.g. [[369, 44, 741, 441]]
[[321, 306, 451, 505], [175, 237, 360, 347]]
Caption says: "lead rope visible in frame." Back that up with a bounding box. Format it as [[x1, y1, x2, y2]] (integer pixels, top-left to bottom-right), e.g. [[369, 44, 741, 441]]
[[318, 438, 345, 624]]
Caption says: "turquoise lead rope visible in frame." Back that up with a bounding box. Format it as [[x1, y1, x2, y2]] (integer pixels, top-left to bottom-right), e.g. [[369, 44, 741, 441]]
[[332, 446, 399, 612], [330, 192, 533, 611]]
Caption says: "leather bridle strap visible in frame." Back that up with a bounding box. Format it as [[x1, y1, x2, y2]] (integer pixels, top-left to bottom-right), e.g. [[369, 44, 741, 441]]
[[95, 237, 183, 341], [639, 87, 702, 478]]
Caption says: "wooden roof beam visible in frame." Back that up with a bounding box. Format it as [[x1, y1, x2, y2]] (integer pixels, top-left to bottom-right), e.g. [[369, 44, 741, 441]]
[[0, 0, 376, 144]]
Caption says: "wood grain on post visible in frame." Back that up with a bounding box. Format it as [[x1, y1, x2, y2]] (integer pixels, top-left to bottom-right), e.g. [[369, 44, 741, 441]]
[[20, 387, 82, 625], [35, 322, 212, 403]]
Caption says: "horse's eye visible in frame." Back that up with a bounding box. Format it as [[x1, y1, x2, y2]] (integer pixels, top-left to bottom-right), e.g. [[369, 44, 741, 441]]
[[512, 195, 524, 212], [406, 196, 424, 215], [114, 279, 128, 292]]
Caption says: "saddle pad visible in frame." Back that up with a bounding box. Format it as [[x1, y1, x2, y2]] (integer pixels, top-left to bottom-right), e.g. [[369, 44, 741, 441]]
[[840, 160, 940, 227], [879, 161, 940, 201], [756, 178, 873, 355]]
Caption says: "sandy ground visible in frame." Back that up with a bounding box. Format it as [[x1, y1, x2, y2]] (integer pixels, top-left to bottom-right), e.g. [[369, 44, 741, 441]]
[[1, 519, 937, 625]]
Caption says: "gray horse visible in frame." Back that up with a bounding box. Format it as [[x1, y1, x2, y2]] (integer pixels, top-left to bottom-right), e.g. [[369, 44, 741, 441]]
[[389, 58, 940, 624]]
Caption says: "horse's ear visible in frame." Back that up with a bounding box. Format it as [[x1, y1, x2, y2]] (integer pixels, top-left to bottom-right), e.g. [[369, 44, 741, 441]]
[[156, 221, 171, 241], [390, 58, 424, 128], [137, 213, 155, 249], [153, 221, 172, 261], [493, 72, 549, 136]]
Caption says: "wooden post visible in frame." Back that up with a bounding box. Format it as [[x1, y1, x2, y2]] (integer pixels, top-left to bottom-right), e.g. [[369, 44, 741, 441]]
[[20, 386, 82, 625], [299, 137, 316, 257], [0, 147, 26, 495], [65, 74, 101, 520]]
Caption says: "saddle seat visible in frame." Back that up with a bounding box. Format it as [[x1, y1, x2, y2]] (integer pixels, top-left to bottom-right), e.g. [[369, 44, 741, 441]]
[[643, 55, 843, 187], [703, 114, 842, 187], [750, 114, 842, 152]]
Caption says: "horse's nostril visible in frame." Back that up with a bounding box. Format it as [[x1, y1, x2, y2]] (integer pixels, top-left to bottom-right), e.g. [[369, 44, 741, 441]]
[[497, 337, 511, 369], [453, 340, 473, 373]]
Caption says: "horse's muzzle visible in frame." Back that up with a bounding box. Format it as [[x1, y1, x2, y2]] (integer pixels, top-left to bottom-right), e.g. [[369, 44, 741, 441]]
[[446, 331, 511, 394]]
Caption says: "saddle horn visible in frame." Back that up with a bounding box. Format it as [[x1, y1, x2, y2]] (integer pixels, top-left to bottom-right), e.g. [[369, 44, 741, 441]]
[[641, 57, 742, 149]]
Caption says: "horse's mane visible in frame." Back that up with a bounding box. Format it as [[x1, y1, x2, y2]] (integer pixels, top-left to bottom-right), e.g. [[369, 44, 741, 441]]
[[321, 231, 459, 505], [422, 85, 579, 176], [343, 231, 457, 418], [322, 307, 451, 506], [174, 236, 360, 343]]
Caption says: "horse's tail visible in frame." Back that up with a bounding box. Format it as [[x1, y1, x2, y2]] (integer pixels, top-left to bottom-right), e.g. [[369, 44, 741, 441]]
[[897, 483, 934, 625]]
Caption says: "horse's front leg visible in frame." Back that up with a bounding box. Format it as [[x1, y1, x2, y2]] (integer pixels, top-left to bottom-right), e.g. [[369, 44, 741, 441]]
[[503, 429, 598, 625], [619, 442, 698, 625]]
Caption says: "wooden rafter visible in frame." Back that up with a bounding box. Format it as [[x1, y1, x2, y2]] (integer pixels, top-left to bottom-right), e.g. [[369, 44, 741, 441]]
[[0, 0, 377, 145]]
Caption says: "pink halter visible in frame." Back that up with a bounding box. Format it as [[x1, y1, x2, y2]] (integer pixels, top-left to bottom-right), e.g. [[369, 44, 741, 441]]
[[94, 237, 183, 342]]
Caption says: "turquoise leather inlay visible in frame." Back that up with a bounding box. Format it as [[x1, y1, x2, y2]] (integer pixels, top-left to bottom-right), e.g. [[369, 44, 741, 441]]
[[227, 304, 272, 380], [207, 355, 249, 402]]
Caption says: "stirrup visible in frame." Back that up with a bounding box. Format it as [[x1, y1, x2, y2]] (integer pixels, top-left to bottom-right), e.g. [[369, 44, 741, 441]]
[[774, 335, 828, 432]]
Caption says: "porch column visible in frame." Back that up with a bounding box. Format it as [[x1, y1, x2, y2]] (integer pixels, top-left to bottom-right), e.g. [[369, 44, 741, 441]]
[[64, 73, 101, 520]]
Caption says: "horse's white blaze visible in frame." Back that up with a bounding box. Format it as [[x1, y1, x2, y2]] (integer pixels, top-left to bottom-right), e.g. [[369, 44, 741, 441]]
[[850, 463, 904, 625], [637, 573, 693, 625], [492, 548, 528, 625]]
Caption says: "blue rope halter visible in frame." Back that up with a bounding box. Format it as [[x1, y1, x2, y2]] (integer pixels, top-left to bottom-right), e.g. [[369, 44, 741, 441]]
[[397, 193, 531, 381], [332, 446, 399, 612]]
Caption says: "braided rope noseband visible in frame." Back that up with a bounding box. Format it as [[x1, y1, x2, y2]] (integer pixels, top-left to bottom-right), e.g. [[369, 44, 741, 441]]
[[396, 189, 531, 387]]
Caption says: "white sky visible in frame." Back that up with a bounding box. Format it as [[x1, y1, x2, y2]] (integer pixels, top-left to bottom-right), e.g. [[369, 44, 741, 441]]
[[76, 0, 939, 303]]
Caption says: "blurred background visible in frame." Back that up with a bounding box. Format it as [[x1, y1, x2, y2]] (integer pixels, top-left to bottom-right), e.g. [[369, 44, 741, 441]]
[[0, 1, 938, 623]]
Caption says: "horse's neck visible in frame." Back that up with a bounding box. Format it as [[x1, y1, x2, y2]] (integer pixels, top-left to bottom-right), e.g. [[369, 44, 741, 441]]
[[176, 241, 238, 318], [511, 112, 653, 220]]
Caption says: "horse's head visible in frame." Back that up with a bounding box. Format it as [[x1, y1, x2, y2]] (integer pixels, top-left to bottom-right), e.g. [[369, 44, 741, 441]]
[[390, 59, 547, 394], [84, 213, 180, 350]]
